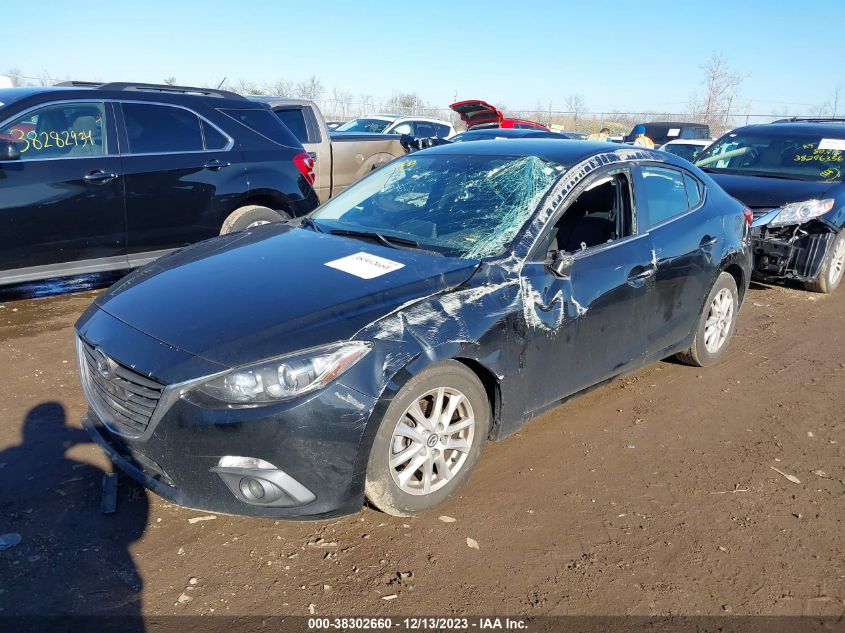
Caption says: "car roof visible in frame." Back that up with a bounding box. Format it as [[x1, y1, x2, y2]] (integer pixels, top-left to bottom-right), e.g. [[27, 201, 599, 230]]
[[662, 139, 712, 146], [250, 96, 315, 108], [420, 138, 672, 167], [732, 121, 845, 137], [0, 84, 252, 110], [642, 121, 708, 127], [458, 128, 570, 139]]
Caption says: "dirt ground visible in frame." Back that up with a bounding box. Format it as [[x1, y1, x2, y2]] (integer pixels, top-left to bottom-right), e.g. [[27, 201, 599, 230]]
[[0, 277, 842, 619]]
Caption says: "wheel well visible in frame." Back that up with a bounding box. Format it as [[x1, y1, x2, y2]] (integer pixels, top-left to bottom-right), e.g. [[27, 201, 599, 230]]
[[453, 358, 501, 439], [239, 195, 290, 213], [722, 263, 746, 303]]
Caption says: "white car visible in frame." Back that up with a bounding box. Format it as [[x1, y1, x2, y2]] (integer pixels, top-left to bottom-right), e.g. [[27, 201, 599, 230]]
[[659, 139, 713, 162], [334, 114, 455, 139]]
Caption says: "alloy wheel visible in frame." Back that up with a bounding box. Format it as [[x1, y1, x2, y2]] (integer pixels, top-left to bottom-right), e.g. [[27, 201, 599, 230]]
[[388, 387, 475, 496], [704, 287, 734, 354], [828, 237, 845, 287]]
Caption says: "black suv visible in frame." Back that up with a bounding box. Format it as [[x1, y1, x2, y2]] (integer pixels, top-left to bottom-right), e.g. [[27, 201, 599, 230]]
[[0, 82, 319, 286], [695, 119, 845, 293]]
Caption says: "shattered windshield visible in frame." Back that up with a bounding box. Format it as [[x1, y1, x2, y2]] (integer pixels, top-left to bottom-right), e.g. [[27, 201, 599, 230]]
[[311, 154, 564, 259], [334, 118, 391, 133], [696, 132, 844, 182]]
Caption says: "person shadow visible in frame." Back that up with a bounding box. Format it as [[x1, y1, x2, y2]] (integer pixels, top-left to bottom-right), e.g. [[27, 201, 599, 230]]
[[0, 402, 147, 631]]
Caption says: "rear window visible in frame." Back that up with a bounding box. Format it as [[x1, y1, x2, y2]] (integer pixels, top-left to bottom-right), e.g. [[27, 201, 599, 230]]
[[219, 108, 300, 148]]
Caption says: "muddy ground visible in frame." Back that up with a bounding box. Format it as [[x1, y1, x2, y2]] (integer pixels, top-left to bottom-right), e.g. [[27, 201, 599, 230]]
[[0, 278, 842, 619]]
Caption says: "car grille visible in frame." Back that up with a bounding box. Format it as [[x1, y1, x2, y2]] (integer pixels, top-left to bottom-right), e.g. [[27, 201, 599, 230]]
[[78, 338, 164, 437]]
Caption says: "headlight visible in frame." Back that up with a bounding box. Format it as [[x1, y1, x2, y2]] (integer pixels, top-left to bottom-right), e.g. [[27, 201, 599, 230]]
[[191, 341, 371, 405], [769, 199, 834, 227]]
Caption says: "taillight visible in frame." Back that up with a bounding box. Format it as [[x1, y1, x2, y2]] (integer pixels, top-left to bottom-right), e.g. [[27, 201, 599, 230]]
[[293, 152, 316, 186], [742, 207, 753, 226]]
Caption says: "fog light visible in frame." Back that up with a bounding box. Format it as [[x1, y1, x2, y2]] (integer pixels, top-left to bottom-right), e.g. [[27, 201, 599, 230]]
[[210, 455, 317, 508], [241, 477, 267, 500]]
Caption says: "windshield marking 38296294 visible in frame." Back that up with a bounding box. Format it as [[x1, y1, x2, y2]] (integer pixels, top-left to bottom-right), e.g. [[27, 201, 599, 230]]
[[311, 154, 565, 259]]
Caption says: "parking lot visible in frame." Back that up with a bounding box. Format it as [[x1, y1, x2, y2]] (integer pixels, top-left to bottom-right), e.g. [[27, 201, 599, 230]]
[[1, 278, 842, 617]]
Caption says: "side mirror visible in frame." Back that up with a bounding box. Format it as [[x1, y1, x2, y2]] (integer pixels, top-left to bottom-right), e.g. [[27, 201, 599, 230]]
[[0, 140, 21, 161], [544, 250, 573, 278]]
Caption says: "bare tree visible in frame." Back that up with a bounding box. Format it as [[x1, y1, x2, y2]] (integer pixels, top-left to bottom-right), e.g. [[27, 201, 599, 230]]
[[565, 94, 587, 125], [818, 83, 843, 117], [688, 53, 746, 135], [4, 68, 23, 86], [163, 77, 177, 85], [296, 75, 324, 102], [358, 93, 374, 116], [267, 78, 294, 97], [384, 92, 424, 115]]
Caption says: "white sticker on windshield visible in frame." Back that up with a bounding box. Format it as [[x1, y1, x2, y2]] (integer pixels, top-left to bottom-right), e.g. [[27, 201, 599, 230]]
[[325, 252, 405, 279], [667, 128, 680, 137], [818, 138, 845, 151]]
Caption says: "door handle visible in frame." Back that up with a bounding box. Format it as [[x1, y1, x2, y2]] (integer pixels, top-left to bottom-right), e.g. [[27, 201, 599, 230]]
[[83, 169, 117, 184], [627, 264, 656, 286], [699, 235, 719, 250], [203, 159, 230, 170]]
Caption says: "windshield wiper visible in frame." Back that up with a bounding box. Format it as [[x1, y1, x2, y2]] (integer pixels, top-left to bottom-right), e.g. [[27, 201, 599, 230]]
[[329, 228, 420, 249], [299, 216, 324, 233]]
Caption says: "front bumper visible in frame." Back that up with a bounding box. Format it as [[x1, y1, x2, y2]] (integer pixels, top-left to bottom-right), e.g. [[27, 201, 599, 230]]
[[752, 224, 838, 282], [77, 308, 377, 519]]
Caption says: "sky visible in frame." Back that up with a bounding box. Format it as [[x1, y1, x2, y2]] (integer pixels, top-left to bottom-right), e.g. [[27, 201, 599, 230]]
[[5, 0, 844, 116]]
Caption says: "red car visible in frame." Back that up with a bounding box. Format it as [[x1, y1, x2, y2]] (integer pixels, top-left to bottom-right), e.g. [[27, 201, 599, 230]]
[[450, 99, 548, 130]]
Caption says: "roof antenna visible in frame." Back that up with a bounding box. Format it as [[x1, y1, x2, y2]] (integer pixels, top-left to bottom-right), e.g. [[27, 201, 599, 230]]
[[216, 76, 227, 89]]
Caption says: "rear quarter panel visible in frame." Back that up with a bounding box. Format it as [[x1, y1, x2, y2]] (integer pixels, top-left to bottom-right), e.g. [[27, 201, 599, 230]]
[[329, 135, 407, 196]]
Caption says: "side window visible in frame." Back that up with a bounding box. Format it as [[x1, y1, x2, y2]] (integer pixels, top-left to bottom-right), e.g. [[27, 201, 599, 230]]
[[219, 108, 300, 148], [0, 102, 107, 160], [273, 108, 309, 144], [683, 173, 703, 207], [200, 120, 229, 150], [640, 166, 689, 227], [414, 122, 437, 137], [122, 103, 203, 154], [391, 122, 413, 135], [548, 172, 633, 254], [435, 123, 451, 138]]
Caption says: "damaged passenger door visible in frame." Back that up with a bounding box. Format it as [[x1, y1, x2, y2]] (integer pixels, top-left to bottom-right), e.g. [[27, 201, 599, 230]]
[[520, 167, 656, 411]]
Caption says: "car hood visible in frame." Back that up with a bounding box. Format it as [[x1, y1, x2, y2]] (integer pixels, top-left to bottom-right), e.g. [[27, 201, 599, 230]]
[[450, 100, 503, 128], [706, 172, 837, 208], [94, 226, 479, 367]]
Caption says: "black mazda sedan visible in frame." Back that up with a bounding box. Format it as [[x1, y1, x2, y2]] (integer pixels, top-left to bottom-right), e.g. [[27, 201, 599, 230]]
[[76, 140, 752, 518]]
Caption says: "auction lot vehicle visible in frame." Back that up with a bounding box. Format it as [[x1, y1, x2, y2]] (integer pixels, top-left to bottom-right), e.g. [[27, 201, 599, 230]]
[[450, 99, 549, 131], [76, 140, 752, 518], [660, 138, 712, 162], [696, 119, 845, 293], [449, 128, 581, 143], [0, 83, 319, 286], [624, 121, 711, 147], [252, 98, 412, 203], [334, 114, 455, 139]]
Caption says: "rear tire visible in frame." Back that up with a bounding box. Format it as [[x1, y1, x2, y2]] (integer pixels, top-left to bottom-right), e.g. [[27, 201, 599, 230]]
[[676, 272, 739, 367], [365, 361, 490, 517], [805, 231, 845, 294], [220, 205, 290, 235]]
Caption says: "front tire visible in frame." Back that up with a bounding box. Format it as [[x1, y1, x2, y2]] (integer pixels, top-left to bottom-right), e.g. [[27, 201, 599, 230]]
[[676, 272, 739, 367], [220, 205, 290, 235], [805, 231, 845, 294], [365, 361, 490, 517]]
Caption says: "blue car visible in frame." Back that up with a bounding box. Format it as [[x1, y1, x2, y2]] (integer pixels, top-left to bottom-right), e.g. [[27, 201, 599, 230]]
[[696, 119, 845, 293], [76, 140, 751, 518]]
